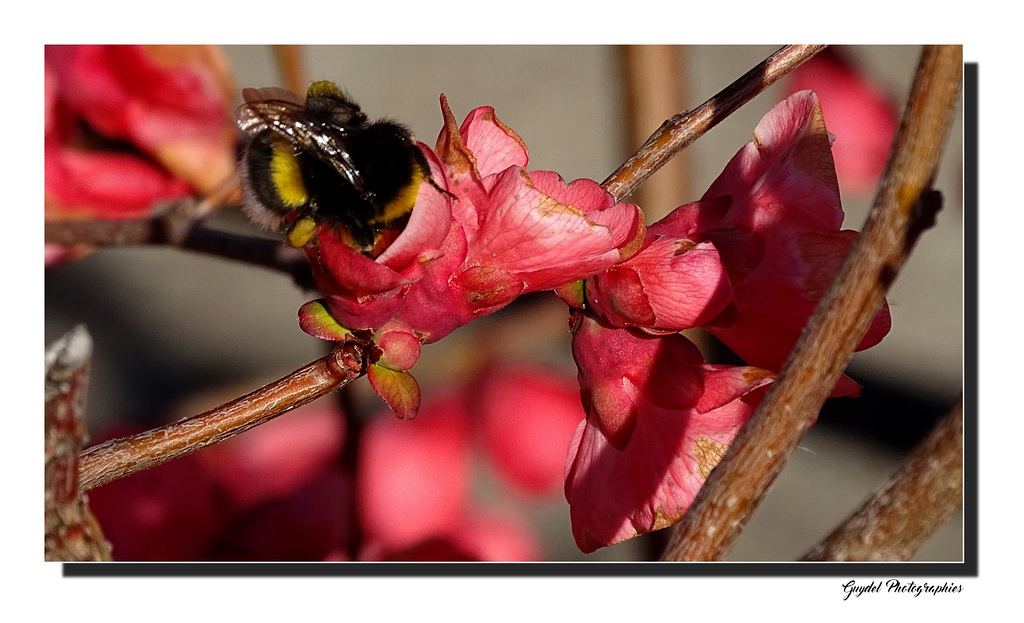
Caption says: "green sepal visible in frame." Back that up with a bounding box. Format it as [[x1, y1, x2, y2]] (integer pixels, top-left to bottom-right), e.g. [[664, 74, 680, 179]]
[[297, 299, 352, 342]]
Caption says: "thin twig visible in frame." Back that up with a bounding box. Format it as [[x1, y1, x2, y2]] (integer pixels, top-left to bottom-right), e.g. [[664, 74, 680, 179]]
[[602, 44, 826, 202], [45, 210, 314, 289], [78, 337, 373, 491], [660, 45, 963, 561], [802, 395, 964, 561]]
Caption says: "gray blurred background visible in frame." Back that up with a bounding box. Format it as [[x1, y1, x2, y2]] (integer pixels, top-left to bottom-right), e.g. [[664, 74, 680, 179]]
[[44, 45, 963, 561]]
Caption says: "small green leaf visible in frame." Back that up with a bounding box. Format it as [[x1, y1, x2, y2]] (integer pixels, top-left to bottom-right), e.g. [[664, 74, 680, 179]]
[[297, 300, 352, 342]]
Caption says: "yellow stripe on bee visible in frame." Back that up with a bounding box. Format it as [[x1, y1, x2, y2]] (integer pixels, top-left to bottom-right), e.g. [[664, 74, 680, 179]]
[[371, 166, 423, 226], [270, 144, 308, 208]]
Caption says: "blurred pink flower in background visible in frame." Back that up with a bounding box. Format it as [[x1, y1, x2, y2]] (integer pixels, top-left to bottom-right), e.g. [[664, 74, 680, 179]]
[[357, 394, 472, 555], [85, 365, 573, 561], [357, 367, 583, 561], [194, 401, 346, 512], [88, 404, 353, 561], [476, 365, 586, 497], [45, 45, 239, 265]]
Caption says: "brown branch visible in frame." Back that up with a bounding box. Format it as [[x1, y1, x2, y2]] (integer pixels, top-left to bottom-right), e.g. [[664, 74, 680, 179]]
[[802, 395, 964, 561], [45, 326, 113, 561], [602, 44, 826, 202], [45, 208, 315, 289], [660, 45, 963, 561], [78, 337, 373, 491]]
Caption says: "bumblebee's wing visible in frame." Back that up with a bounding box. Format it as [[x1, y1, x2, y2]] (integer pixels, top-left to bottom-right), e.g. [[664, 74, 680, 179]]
[[235, 97, 368, 195], [235, 97, 306, 136]]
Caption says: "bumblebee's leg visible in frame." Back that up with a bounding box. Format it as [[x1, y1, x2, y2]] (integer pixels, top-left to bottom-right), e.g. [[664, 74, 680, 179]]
[[411, 145, 458, 202]]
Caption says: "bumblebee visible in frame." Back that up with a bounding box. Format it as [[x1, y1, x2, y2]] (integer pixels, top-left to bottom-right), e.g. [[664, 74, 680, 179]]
[[236, 80, 435, 255]]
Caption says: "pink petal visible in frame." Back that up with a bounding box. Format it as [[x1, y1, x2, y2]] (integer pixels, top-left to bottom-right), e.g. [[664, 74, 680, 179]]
[[376, 146, 453, 269], [458, 106, 529, 178], [788, 49, 899, 194], [654, 91, 891, 390], [703, 90, 844, 232], [565, 341, 772, 552], [393, 222, 475, 343], [467, 168, 642, 291], [564, 387, 761, 553], [571, 314, 705, 449], [587, 236, 732, 331], [310, 224, 413, 294]]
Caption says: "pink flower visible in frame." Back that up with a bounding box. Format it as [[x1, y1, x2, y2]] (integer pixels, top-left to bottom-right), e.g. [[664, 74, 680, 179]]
[[297, 96, 643, 419], [45, 46, 238, 265], [46, 45, 237, 201], [194, 402, 345, 511], [300, 147, 454, 331], [658, 91, 891, 395], [564, 312, 772, 552], [787, 48, 899, 194], [583, 91, 890, 397], [355, 385, 551, 561], [301, 96, 643, 343]]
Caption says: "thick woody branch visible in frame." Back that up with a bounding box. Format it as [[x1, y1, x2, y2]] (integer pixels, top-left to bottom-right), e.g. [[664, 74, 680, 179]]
[[661, 45, 963, 561], [45, 326, 113, 561], [802, 395, 964, 561], [77, 338, 371, 491], [602, 44, 826, 202]]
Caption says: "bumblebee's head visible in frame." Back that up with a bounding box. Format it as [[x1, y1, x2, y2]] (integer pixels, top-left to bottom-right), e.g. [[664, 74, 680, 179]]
[[304, 80, 368, 127]]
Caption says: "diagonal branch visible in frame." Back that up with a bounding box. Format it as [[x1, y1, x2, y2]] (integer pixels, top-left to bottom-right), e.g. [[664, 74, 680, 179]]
[[660, 45, 963, 561], [802, 395, 964, 561], [77, 337, 373, 491], [602, 44, 826, 201]]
